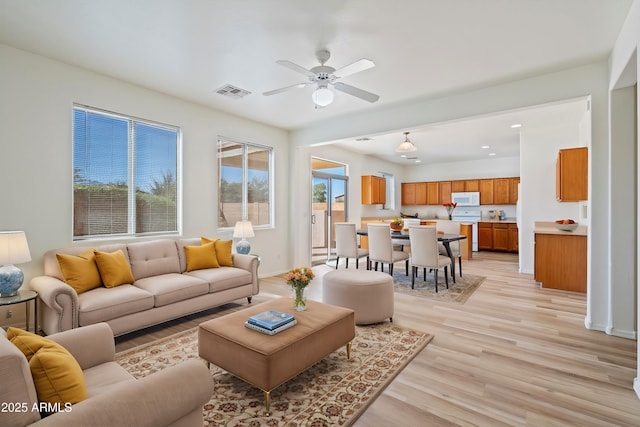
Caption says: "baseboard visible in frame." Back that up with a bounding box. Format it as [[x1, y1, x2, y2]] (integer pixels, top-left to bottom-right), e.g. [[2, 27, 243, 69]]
[[634, 378, 640, 400], [608, 327, 637, 340]]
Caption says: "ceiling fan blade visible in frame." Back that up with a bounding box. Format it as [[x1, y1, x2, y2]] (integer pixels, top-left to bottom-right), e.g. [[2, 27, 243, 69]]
[[333, 82, 380, 103], [333, 59, 375, 78], [276, 60, 316, 77], [263, 82, 311, 96]]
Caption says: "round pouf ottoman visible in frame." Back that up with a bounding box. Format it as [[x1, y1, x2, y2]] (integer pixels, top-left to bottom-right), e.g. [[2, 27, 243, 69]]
[[322, 269, 394, 325]]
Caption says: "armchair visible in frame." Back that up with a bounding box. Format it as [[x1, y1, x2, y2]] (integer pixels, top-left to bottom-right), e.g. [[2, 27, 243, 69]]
[[0, 323, 213, 427]]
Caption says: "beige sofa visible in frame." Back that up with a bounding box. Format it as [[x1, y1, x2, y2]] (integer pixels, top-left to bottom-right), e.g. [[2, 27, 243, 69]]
[[0, 322, 213, 427], [30, 238, 259, 336]]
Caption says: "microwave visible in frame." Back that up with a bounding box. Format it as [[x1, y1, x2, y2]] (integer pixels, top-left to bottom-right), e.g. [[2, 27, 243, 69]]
[[451, 192, 480, 207]]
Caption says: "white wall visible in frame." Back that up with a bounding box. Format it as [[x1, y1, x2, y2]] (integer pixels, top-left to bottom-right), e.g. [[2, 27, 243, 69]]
[[403, 156, 520, 182], [519, 121, 586, 274], [0, 43, 290, 323]]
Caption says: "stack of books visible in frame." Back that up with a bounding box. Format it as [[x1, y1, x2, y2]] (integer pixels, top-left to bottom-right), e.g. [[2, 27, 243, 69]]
[[245, 310, 296, 335]]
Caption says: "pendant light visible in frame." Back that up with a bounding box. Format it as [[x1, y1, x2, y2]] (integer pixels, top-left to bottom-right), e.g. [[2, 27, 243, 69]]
[[395, 131, 417, 153]]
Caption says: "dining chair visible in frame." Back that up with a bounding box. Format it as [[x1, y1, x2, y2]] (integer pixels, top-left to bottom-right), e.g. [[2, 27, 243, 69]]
[[334, 223, 369, 269], [367, 223, 409, 275], [408, 225, 450, 291], [436, 220, 462, 280]]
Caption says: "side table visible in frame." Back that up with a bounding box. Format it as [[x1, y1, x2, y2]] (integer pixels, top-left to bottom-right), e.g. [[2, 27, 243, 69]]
[[0, 290, 38, 333]]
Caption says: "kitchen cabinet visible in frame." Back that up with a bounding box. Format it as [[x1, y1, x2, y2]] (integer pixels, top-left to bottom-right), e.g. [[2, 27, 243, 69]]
[[508, 223, 519, 252], [478, 221, 518, 252], [426, 182, 439, 205], [493, 178, 510, 204], [509, 177, 520, 204], [534, 231, 586, 292], [478, 222, 493, 250], [479, 179, 494, 205], [451, 180, 466, 192], [492, 223, 509, 250], [439, 181, 452, 204], [401, 182, 426, 205], [361, 175, 386, 205], [465, 179, 480, 192], [556, 147, 587, 201]]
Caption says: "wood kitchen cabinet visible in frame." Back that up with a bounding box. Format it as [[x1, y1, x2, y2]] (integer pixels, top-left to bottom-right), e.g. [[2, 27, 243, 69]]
[[556, 147, 587, 201], [478, 221, 518, 252], [426, 182, 439, 205], [361, 175, 386, 205], [509, 177, 520, 204], [478, 222, 493, 250], [535, 231, 586, 292], [401, 182, 426, 205], [508, 223, 519, 252], [492, 223, 509, 250], [493, 178, 510, 204], [464, 179, 480, 192], [451, 180, 466, 192], [439, 181, 452, 204], [479, 179, 494, 204]]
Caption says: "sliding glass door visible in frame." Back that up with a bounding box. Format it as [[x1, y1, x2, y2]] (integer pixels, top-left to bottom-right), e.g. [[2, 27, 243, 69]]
[[311, 159, 348, 266]]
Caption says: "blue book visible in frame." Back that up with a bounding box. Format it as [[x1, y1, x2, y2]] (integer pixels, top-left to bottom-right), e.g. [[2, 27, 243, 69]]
[[244, 319, 297, 335], [247, 310, 295, 330]]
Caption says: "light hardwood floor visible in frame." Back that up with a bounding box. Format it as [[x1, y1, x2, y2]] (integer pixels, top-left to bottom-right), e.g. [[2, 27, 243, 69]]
[[115, 252, 640, 426]]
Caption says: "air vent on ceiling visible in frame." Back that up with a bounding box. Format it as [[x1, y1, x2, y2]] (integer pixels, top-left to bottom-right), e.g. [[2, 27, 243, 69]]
[[215, 84, 251, 99], [356, 137, 373, 142]]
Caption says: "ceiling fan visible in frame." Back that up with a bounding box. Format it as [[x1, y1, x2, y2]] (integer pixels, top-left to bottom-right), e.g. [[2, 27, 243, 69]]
[[263, 49, 379, 107]]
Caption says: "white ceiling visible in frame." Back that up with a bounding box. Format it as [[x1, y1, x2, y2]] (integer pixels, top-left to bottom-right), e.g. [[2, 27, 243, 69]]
[[0, 0, 631, 164]]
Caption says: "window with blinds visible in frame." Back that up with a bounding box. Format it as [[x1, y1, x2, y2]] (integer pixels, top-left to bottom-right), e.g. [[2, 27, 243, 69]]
[[72, 105, 180, 240], [218, 138, 273, 229]]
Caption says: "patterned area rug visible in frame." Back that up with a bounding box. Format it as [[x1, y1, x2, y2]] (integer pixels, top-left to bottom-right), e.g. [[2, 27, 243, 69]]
[[116, 322, 433, 426], [392, 269, 485, 303]]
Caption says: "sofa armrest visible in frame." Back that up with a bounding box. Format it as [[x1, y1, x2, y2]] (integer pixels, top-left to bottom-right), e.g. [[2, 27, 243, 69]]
[[47, 323, 115, 370], [32, 360, 213, 427], [232, 253, 260, 295], [30, 275, 78, 335]]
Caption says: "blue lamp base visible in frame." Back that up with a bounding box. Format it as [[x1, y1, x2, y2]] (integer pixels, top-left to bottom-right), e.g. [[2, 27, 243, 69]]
[[0, 264, 24, 297], [236, 239, 251, 255]]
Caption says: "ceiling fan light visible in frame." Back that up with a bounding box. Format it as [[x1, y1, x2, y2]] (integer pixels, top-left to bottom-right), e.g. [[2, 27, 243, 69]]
[[312, 87, 334, 106], [395, 131, 417, 152]]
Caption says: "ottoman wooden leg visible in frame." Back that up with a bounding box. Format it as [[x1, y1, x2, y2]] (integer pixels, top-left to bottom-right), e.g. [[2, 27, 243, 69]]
[[346, 341, 352, 359]]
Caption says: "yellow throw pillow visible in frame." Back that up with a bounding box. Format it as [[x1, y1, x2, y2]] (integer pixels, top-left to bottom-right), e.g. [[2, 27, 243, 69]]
[[184, 242, 219, 271], [94, 249, 135, 288], [201, 237, 234, 267], [56, 249, 103, 294], [7, 328, 88, 407]]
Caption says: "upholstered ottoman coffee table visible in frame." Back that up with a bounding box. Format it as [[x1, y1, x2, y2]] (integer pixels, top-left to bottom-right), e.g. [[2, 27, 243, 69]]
[[323, 269, 394, 325], [198, 297, 355, 415]]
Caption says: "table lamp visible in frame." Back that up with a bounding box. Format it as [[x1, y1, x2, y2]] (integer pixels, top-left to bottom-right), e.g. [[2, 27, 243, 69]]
[[233, 220, 255, 255], [0, 231, 32, 297]]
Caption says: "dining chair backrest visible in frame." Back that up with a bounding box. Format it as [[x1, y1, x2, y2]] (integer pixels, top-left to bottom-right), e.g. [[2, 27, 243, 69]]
[[436, 220, 461, 254], [367, 223, 393, 262], [334, 223, 358, 258], [408, 226, 439, 267]]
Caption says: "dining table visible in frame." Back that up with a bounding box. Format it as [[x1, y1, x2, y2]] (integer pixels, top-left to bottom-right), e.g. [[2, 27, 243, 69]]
[[356, 229, 467, 282]]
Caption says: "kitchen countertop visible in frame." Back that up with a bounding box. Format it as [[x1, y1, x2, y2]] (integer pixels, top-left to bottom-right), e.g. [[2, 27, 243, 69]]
[[534, 221, 587, 236], [479, 218, 517, 224]]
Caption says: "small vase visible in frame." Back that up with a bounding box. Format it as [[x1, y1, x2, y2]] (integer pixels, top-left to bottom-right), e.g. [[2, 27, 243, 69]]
[[448, 214, 452, 220], [293, 287, 307, 311]]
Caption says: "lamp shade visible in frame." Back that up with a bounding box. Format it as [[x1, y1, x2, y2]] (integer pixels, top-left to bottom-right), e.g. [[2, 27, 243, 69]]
[[312, 87, 334, 107], [0, 231, 31, 265], [233, 221, 255, 239], [395, 131, 417, 153]]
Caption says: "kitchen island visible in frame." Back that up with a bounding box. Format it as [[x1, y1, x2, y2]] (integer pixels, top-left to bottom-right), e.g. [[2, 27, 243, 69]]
[[534, 221, 587, 293]]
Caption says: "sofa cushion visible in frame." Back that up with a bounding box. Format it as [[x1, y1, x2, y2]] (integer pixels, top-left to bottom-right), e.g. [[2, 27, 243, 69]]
[[56, 249, 103, 294], [7, 328, 88, 407], [202, 237, 234, 267], [134, 273, 209, 307], [78, 285, 155, 326], [127, 239, 181, 280], [184, 242, 219, 271], [94, 249, 135, 288], [185, 267, 252, 293], [82, 362, 135, 397]]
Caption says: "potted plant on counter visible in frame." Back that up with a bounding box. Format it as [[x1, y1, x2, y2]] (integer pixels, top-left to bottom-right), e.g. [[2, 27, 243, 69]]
[[390, 217, 404, 231], [443, 202, 457, 220]]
